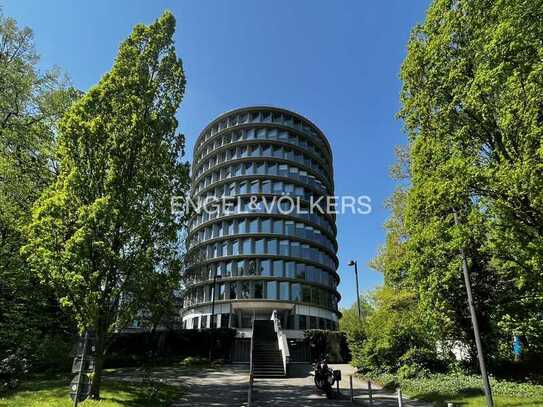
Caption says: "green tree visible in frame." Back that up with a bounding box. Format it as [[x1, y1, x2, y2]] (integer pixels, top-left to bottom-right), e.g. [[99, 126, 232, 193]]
[[339, 295, 371, 368], [23, 11, 190, 398], [0, 11, 78, 373], [371, 0, 543, 369], [355, 287, 437, 375]]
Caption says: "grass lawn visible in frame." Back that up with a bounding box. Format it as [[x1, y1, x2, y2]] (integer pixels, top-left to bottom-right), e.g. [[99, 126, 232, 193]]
[[364, 372, 543, 407], [0, 375, 181, 407]]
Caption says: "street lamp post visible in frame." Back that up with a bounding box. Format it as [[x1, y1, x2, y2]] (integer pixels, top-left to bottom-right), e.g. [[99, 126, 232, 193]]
[[209, 268, 219, 361], [348, 260, 361, 320], [453, 210, 494, 407]]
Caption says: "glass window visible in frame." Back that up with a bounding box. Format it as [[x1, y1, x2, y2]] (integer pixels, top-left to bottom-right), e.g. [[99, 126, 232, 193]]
[[242, 238, 252, 254], [318, 318, 326, 330], [249, 145, 259, 157], [291, 283, 301, 302], [262, 180, 272, 194], [240, 281, 250, 299], [302, 285, 311, 302], [254, 281, 264, 299], [246, 259, 257, 275], [225, 261, 232, 277], [237, 260, 245, 276], [273, 220, 283, 234], [262, 218, 271, 233], [279, 282, 289, 300], [255, 239, 265, 254], [291, 241, 300, 257], [285, 221, 295, 235], [268, 239, 278, 255], [260, 259, 272, 276], [279, 240, 289, 256], [298, 315, 307, 330], [266, 281, 277, 300], [311, 287, 319, 305], [228, 183, 236, 196], [218, 283, 225, 300], [273, 260, 283, 277], [285, 261, 296, 278], [221, 314, 230, 328], [229, 283, 237, 299], [238, 219, 246, 234], [250, 218, 258, 233], [272, 181, 283, 193]]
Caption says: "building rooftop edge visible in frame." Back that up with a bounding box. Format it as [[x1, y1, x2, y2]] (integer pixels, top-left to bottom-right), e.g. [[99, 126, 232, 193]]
[[193, 105, 333, 158]]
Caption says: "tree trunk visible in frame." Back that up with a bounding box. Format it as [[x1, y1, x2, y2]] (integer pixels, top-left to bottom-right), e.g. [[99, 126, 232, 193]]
[[89, 328, 106, 400]]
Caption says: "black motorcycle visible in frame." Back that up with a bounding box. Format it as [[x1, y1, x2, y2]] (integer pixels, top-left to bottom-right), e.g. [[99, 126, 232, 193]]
[[313, 357, 335, 392]]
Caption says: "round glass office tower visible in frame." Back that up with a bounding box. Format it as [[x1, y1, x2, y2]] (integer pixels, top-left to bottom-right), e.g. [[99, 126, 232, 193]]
[[182, 106, 340, 337]]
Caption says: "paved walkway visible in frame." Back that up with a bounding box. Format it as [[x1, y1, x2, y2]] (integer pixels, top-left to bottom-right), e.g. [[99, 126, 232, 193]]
[[252, 364, 431, 407], [106, 364, 430, 406]]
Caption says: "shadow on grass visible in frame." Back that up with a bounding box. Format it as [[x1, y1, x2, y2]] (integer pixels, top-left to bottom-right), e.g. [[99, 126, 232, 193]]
[[3, 375, 181, 407], [100, 380, 181, 407]]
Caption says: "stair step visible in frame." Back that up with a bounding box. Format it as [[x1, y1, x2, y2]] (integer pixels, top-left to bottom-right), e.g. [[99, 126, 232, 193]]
[[251, 320, 287, 379]]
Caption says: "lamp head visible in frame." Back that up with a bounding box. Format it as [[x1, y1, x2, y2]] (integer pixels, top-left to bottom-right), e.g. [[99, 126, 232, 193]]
[[348, 260, 356, 267]]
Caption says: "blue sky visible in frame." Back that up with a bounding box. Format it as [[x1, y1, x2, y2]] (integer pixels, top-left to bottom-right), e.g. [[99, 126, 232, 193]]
[[4, 0, 430, 309]]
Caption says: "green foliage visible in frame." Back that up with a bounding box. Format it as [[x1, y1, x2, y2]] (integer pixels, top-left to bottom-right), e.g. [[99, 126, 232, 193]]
[[181, 357, 209, 367], [0, 11, 78, 376], [368, 0, 543, 375], [304, 330, 350, 363], [105, 328, 236, 368], [22, 11, 190, 398], [365, 371, 543, 406], [339, 295, 371, 366], [0, 355, 28, 395], [357, 287, 438, 374]]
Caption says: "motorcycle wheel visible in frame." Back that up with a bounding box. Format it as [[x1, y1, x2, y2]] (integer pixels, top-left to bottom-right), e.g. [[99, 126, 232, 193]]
[[314, 375, 324, 390]]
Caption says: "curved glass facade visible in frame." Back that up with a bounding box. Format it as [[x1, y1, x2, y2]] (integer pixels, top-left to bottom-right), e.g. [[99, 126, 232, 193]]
[[182, 107, 340, 335]]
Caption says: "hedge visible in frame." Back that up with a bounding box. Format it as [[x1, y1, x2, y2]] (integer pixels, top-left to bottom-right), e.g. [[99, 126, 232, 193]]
[[105, 328, 236, 368]]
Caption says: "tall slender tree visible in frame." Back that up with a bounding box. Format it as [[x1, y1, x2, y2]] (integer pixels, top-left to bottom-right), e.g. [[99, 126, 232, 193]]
[[371, 0, 543, 368], [0, 10, 78, 375], [23, 11, 190, 398]]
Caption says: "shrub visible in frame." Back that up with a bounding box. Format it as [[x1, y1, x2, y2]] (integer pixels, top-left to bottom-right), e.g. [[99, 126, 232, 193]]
[[304, 330, 350, 363], [181, 356, 209, 367], [105, 328, 236, 368], [0, 353, 29, 395]]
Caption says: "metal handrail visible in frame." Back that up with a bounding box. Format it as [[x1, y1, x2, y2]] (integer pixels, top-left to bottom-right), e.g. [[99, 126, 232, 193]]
[[270, 310, 290, 374]]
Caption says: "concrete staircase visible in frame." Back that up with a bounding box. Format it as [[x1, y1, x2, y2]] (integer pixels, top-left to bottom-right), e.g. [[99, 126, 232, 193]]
[[252, 320, 285, 378]]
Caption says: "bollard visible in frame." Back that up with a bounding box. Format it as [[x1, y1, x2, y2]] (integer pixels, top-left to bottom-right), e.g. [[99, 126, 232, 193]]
[[248, 373, 253, 407], [397, 387, 403, 407], [367, 380, 373, 405], [349, 375, 354, 403]]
